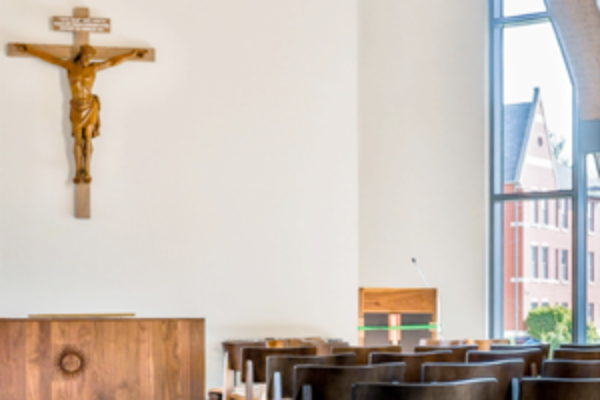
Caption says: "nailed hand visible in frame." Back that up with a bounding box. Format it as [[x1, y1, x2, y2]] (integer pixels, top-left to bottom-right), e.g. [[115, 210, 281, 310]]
[[133, 49, 148, 58], [15, 44, 29, 52]]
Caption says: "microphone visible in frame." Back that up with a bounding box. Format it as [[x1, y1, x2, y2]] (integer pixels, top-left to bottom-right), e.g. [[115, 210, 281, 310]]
[[412, 258, 431, 288]]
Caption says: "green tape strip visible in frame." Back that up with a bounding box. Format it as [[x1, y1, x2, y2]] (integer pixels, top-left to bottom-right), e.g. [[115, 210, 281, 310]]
[[358, 324, 438, 332]]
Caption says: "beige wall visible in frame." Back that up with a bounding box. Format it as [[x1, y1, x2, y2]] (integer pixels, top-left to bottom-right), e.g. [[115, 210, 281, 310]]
[[0, 0, 491, 388], [0, 0, 359, 387], [359, 0, 488, 339]]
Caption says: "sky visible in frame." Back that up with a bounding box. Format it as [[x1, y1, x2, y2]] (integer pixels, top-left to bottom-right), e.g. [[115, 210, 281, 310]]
[[504, 0, 547, 17], [504, 20, 574, 166]]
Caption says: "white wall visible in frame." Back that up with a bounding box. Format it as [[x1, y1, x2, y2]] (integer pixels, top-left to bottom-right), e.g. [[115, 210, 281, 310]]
[[359, 0, 488, 339], [0, 0, 358, 387]]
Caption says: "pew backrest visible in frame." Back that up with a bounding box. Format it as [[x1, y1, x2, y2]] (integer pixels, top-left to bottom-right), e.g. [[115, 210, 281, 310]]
[[352, 378, 498, 400], [560, 343, 600, 350], [331, 345, 401, 365], [369, 351, 453, 382], [553, 348, 600, 361], [520, 377, 600, 400], [266, 353, 356, 400], [222, 340, 267, 371], [242, 346, 317, 383], [423, 359, 524, 400], [467, 349, 542, 377], [542, 360, 600, 378], [490, 343, 550, 360], [415, 345, 478, 362], [293, 362, 406, 400]]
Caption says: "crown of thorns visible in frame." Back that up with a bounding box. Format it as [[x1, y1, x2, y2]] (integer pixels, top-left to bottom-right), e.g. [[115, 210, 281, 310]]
[[79, 45, 96, 56]]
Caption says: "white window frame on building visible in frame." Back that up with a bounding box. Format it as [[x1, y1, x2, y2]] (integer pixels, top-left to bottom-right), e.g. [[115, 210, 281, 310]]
[[555, 249, 560, 280], [490, 0, 592, 343], [562, 249, 569, 282], [542, 246, 549, 280], [589, 252, 595, 284], [542, 300, 549, 308], [532, 246, 539, 279], [560, 199, 568, 229], [589, 202, 596, 233], [541, 199, 549, 226]]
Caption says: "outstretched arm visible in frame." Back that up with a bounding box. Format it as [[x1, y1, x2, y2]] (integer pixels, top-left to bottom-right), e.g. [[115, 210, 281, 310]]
[[15, 44, 69, 68], [95, 49, 148, 71]]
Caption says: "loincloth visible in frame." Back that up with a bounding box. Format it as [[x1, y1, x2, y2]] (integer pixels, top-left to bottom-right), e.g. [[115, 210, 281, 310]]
[[70, 95, 101, 138]]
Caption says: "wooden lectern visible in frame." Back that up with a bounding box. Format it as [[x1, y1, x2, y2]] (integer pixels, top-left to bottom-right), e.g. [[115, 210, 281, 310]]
[[359, 288, 439, 348], [0, 318, 205, 400]]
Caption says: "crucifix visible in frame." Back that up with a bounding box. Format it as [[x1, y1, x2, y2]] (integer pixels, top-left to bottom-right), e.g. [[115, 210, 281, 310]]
[[7, 7, 155, 219]]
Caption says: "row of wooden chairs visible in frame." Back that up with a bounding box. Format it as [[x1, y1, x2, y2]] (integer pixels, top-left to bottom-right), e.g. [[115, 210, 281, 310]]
[[350, 378, 600, 400], [297, 359, 600, 399], [218, 340, 600, 399], [417, 341, 600, 362], [225, 345, 548, 399], [232, 343, 545, 380], [295, 358, 600, 399], [223, 339, 349, 372]]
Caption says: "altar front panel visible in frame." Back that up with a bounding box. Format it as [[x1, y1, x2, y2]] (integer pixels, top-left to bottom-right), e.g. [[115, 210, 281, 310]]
[[0, 318, 205, 400]]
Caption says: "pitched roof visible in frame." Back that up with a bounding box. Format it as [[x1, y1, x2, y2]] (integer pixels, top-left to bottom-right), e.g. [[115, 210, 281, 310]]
[[504, 89, 539, 183]]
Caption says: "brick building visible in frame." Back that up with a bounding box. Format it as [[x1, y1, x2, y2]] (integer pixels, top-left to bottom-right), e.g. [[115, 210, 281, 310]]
[[503, 89, 600, 337]]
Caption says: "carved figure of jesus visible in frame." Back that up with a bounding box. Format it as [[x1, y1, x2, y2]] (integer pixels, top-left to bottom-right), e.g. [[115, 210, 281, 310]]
[[14, 44, 147, 183]]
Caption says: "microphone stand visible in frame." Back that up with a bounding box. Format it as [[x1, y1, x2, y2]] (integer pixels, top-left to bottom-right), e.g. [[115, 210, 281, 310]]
[[411, 258, 442, 339]]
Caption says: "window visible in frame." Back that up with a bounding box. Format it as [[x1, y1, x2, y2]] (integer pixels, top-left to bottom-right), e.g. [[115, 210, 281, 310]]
[[559, 199, 568, 229], [589, 202, 596, 233], [542, 247, 549, 279], [555, 249, 560, 280], [532, 246, 539, 278], [491, 2, 585, 344], [542, 302, 549, 308], [561, 250, 569, 281], [591, 252, 595, 283], [587, 157, 600, 336], [541, 200, 548, 225]]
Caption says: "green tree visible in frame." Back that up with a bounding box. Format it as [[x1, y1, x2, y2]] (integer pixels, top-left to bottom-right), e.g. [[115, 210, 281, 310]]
[[548, 132, 569, 166], [526, 305, 599, 353]]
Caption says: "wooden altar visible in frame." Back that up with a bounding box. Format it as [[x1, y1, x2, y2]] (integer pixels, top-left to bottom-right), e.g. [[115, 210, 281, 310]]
[[0, 318, 205, 400]]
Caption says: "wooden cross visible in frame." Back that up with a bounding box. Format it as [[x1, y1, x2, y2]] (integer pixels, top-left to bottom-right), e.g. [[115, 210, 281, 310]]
[[7, 7, 155, 219]]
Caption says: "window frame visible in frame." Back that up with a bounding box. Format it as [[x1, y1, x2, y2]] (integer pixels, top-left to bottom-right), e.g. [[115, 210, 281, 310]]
[[562, 249, 569, 282], [560, 199, 568, 229], [589, 202, 595, 233], [489, 0, 589, 342], [541, 199, 549, 226], [589, 252, 595, 284], [555, 248, 560, 280], [542, 246, 549, 280], [532, 245, 539, 279]]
